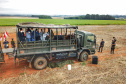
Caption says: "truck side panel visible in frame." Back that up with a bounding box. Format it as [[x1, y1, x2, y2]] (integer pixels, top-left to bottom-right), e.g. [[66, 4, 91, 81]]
[[17, 39, 76, 56]]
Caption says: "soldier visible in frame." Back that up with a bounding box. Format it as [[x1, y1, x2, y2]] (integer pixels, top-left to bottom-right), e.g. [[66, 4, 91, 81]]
[[11, 38, 15, 48], [113, 37, 116, 43], [98, 39, 105, 52], [111, 40, 115, 54]]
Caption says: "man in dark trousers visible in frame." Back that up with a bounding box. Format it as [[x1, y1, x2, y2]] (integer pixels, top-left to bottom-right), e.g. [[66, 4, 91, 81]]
[[11, 38, 15, 48], [98, 39, 105, 52], [111, 40, 115, 54], [111, 37, 116, 54]]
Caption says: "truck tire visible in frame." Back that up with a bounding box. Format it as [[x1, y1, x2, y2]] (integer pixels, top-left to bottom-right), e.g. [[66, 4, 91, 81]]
[[32, 57, 47, 70], [80, 51, 88, 62]]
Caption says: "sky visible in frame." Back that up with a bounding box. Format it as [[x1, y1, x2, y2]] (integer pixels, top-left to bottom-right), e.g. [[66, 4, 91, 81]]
[[0, 0, 126, 15]]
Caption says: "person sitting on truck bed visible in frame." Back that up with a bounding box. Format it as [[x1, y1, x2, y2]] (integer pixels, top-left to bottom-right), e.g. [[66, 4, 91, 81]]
[[18, 28, 25, 42], [35, 28, 40, 41], [50, 29, 54, 39], [45, 32, 50, 40], [46, 28, 54, 40], [26, 28, 31, 42], [31, 28, 35, 41], [65, 33, 75, 40], [39, 29, 45, 41]]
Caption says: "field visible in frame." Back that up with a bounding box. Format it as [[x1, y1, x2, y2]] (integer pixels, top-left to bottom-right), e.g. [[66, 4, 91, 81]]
[[0, 24, 126, 84], [1, 18, 126, 26]]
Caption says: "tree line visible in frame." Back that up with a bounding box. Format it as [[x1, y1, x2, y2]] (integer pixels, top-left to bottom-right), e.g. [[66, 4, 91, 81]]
[[113, 15, 126, 19], [64, 14, 115, 20], [31, 15, 52, 19]]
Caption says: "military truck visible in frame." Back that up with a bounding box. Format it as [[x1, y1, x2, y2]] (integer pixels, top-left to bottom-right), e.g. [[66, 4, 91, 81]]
[[13, 22, 96, 70]]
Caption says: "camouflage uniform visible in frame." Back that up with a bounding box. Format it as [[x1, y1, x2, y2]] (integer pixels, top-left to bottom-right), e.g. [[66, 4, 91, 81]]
[[98, 40, 105, 52], [111, 40, 115, 54]]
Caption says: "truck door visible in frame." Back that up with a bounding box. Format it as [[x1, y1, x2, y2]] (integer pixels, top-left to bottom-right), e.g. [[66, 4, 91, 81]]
[[77, 35, 83, 49], [86, 35, 95, 54]]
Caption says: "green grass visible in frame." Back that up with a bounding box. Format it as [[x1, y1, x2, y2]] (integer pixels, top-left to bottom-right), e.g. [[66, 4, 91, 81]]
[[0, 18, 126, 26], [81, 61, 86, 66], [20, 72, 27, 75]]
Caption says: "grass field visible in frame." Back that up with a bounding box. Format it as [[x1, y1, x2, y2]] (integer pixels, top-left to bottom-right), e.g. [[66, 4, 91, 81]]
[[0, 18, 126, 26]]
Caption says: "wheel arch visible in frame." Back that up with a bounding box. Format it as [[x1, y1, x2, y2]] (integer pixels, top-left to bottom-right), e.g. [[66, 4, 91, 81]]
[[26, 53, 51, 63], [77, 49, 90, 59]]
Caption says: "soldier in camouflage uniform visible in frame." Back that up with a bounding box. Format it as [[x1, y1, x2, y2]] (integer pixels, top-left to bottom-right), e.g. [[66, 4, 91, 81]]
[[98, 39, 105, 52]]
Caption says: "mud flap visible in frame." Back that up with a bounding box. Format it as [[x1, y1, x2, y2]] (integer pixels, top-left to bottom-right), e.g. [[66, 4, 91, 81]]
[[0, 53, 5, 63], [14, 55, 17, 66]]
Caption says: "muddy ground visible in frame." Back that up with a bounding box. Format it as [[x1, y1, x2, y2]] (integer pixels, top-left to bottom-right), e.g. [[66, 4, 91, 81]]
[[0, 25, 126, 83]]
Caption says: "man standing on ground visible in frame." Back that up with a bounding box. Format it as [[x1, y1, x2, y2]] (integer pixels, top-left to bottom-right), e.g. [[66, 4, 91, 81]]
[[113, 37, 116, 43], [98, 39, 105, 52], [111, 40, 115, 54], [11, 38, 15, 48], [111, 37, 116, 54]]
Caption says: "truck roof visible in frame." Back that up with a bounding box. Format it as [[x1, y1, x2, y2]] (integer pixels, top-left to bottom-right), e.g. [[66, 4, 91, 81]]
[[16, 22, 78, 29], [77, 30, 95, 35]]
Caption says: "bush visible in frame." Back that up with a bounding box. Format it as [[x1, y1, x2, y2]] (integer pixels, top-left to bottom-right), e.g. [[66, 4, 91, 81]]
[[48, 60, 74, 68]]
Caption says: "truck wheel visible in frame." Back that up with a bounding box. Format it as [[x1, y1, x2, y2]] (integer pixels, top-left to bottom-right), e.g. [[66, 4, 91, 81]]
[[33, 57, 47, 70], [80, 51, 88, 62]]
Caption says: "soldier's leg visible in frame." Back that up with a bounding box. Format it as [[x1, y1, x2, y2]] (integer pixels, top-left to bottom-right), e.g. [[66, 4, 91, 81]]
[[112, 48, 114, 54], [101, 47, 103, 52], [111, 48, 112, 54], [98, 46, 101, 52], [113, 48, 115, 54]]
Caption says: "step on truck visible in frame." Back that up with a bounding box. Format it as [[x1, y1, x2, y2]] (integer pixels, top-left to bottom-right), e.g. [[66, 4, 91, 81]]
[[14, 22, 96, 70]]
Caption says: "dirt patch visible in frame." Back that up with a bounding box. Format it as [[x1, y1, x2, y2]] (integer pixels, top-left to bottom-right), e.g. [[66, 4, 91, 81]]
[[0, 56, 125, 84], [0, 26, 16, 33]]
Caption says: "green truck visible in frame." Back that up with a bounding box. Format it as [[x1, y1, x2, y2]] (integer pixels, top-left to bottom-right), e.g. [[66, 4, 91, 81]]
[[1, 22, 96, 70]]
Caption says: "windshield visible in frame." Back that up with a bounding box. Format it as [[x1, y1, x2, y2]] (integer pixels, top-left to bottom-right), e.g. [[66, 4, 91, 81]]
[[87, 35, 95, 42]]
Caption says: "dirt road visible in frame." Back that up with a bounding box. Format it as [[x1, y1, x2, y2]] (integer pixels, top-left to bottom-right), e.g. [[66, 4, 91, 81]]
[[0, 25, 126, 80]]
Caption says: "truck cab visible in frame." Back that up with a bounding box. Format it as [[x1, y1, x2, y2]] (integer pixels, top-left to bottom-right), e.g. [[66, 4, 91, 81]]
[[76, 30, 96, 54]]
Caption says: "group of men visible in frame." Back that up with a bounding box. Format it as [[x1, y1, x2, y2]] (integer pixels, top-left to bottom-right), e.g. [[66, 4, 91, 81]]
[[98, 37, 116, 54], [18, 28, 53, 42], [2, 38, 15, 48]]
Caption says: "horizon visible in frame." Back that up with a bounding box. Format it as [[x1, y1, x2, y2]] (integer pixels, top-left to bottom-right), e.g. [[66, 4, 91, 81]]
[[0, 14, 126, 16]]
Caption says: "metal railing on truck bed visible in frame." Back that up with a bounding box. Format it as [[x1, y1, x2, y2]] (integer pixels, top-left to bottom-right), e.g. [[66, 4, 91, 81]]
[[16, 22, 78, 57], [17, 39, 76, 56]]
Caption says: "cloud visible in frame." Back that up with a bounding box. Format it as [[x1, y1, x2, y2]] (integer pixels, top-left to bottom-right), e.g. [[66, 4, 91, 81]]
[[0, 0, 8, 4], [0, 7, 18, 14], [0, 0, 126, 15]]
